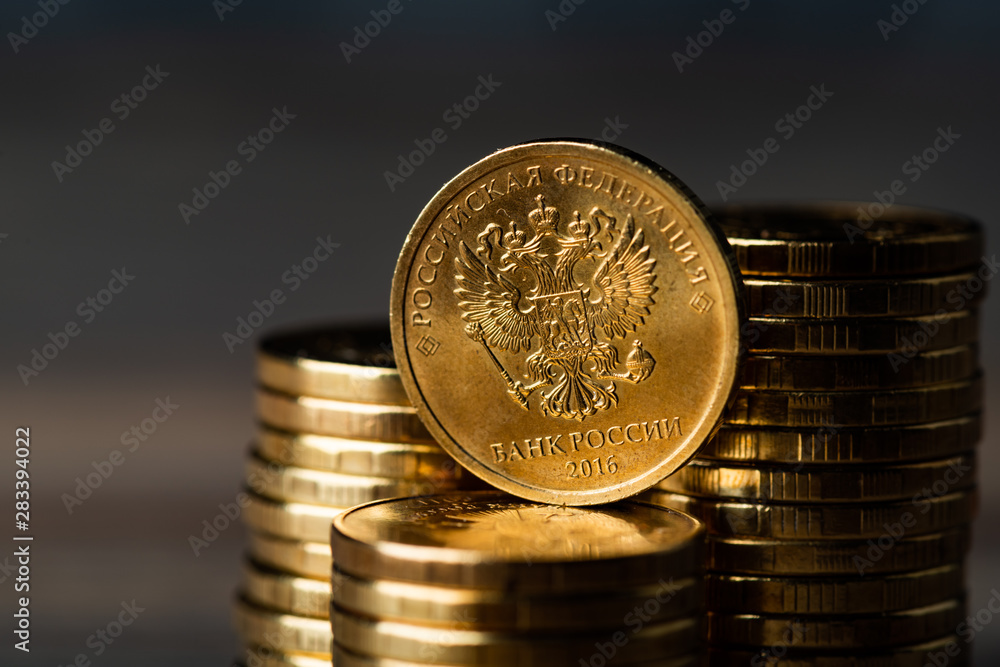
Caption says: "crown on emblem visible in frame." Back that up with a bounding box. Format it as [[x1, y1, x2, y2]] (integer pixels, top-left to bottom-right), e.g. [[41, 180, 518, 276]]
[[527, 194, 559, 232], [568, 211, 591, 239]]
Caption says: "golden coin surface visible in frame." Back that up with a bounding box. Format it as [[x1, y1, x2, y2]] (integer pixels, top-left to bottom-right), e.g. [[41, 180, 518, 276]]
[[332, 644, 702, 667], [237, 650, 331, 667], [740, 345, 977, 390], [242, 559, 330, 619], [698, 415, 981, 465], [725, 376, 981, 427], [248, 532, 331, 580], [706, 635, 969, 667], [390, 140, 744, 505], [715, 202, 984, 277], [331, 491, 703, 592], [257, 426, 460, 480], [706, 528, 970, 576], [243, 490, 348, 542], [744, 271, 987, 318], [232, 595, 331, 656], [332, 609, 699, 665], [744, 310, 979, 355], [707, 598, 966, 649], [706, 563, 964, 614], [643, 489, 976, 539], [332, 567, 701, 630], [659, 454, 976, 503], [256, 387, 433, 443], [258, 323, 407, 404], [246, 449, 455, 507]]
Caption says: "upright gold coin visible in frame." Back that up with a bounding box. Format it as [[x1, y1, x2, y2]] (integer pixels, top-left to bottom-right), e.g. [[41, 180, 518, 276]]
[[715, 202, 984, 277], [258, 323, 407, 404], [390, 140, 744, 504], [331, 491, 703, 592]]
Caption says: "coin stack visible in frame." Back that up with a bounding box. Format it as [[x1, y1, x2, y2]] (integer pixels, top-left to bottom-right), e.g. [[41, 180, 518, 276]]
[[330, 490, 706, 666], [232, 325, 478, 666], [644, 203, 985, 665]]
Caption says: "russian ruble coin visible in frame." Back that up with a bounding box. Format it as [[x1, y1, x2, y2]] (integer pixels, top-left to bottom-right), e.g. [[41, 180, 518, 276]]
[[257, 426, 460, 480], [744, 270, 987, 318], [739, 345, 977, 390], [706, 597, 966, 649], [258, 323, 407, 405], [706, 563, 964, 614], [659, 454, 976, 503], [232, 595, 331, 656], [390, 140, 745, 505], [715, 202, 983, 277], [706, 635, 969, 667], [332, 566, 701, 631], [332, 644, 702, 667], [697, 415, 980, 465], [242, 559, 330, 619], [643, 490, 976, 540], [332, 608, 699, 665], [331, 491, 703, 593], [243, 490, 348, 543], [725, 375, 981, 427], [705, 528, 970, 576], [256, 387, 433, 443], [744, 311, 979, 355], [246, 449, 453, 507], [247, 532, 332, 581]]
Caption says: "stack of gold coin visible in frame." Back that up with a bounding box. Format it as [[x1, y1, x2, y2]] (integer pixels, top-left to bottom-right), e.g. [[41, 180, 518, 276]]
[[643, 203, 986, 665], [233, 325, 479, 666], [330, 490, 706, 666]]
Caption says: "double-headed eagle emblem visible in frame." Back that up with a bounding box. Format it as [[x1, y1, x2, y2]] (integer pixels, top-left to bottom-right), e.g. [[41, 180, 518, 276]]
[[455, 194, 658, 421]]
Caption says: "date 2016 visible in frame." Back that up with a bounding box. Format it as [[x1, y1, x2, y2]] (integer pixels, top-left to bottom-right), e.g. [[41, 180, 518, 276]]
[[566, 455, 618, 479]]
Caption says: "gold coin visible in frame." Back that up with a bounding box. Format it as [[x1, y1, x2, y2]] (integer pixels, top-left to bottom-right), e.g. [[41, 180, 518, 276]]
[[331, 491, 703, 592], [706, 635, 969, 667], [332, 566, 701, 631], [745, 310, 979, 355], [744, 270, 987, 318], [257, 425, 461, 480], [725, 376, 981, 427], [706, 563, 964, 614], [243, 559, 330, 619], [236, 649, 331, 667], [659, 454, 976, 503], [232, 595, 330, 656], [258, 323, 407, 405], [698, 415, 981, 465], [248, 532, 332, 580], [716, 202, 984, 277], [243, 490, 348, 543], [707, 597, 966, 649], [706, 528, 970, 576], [333, 643, 702, 667], [740, 344, 977, 390], [390, 140, 744, 505], [643, 489, 976, 539], [256, 387, 433, 443], [247, 449, 455, 508], [331, 608, 700, 665]]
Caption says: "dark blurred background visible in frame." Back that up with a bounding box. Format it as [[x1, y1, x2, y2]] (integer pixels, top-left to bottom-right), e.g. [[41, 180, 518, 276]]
[[0, 1, 997, 664]]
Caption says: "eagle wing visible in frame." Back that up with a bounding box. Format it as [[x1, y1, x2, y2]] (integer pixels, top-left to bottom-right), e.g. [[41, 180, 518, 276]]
[[589, 215, 658, 340], [454, 242, 536, 353]]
